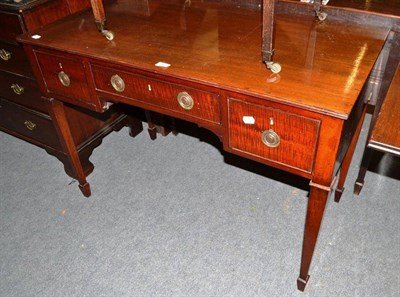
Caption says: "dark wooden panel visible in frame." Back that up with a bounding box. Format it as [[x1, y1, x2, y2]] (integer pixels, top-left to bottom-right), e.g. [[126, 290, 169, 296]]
[[20, 0, 71, 31], [63, 103, 127, 147], [0, 71, 46, 113], [228, 97, 320, 173], [369, 63, 400, 155], [0, 42, 33, 77], [0, 98, 61, 150], [0, 11, 24, 43], [67, 0, 91, 13]]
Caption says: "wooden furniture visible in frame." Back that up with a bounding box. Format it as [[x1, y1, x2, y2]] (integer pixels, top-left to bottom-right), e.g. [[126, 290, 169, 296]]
[[369, 64, 400, 155], [354, 39, 400, 195], [17, 0, 400, 291], [0, 0, 143, 191]]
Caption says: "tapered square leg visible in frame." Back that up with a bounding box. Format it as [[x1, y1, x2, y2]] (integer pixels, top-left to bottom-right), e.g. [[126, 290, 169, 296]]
[[297, 275, 310, 292]]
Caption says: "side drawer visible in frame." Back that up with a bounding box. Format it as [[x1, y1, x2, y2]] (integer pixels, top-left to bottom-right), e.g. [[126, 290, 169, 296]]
[[92, 65, 221, 124], [228, 98, 320, 173], [0, 71, 47, 113], [34, 51, 102, 111], [0, 42, 33, 77], [0, 98, 61, 150]]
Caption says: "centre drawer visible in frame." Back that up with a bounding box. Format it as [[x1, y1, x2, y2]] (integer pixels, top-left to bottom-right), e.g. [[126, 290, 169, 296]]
[[92, 65, 221, 124], [228, 98, 320, 173]]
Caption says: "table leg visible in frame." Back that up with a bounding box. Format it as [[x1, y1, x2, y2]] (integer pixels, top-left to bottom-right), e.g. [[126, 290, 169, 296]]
[[145, 110, 158, 140], [46, 98, 91, 197], [335, 103, 368, 202], [297, 184, 330, 291], [126, 115, 144, 138], [354, 147, 373, 195]]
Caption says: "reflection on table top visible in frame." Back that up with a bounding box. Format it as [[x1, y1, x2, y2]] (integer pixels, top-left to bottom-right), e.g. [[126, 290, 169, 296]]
[[19, 1, 390, 118]]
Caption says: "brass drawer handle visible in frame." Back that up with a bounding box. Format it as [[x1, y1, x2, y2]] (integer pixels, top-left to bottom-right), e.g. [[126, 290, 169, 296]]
[[261, 129, 280, 148], [0, 49, 12, 61], [110, 74, 125, 92], [58, 71, 71, 87], [177, 91, 194, 110], [24, 120, 37, 131], [11, 83, 24, 95]]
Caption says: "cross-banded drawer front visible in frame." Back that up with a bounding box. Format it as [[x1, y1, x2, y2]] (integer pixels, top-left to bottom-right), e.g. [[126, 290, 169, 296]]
[[228, 98, 320, 173], [92, 65, 221, 124], [34, 51, 101, 110]]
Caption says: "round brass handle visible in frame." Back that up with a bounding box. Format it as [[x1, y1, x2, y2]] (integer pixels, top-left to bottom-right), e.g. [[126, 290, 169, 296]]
[[24, 120, 37, 131], [177, 91, 194, 110], [11, 83, 24, 95], [110, 74, 125, 92], [261, 129, 280, 148], [58, 71, 70, 87], [0, 49, 12, 61]]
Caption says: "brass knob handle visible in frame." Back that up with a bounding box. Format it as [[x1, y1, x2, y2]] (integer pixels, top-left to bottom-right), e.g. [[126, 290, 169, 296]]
[[24, 120, 37, 131], [177, 91, 194, 110], [11, 84, 24, 95], [0, 49, 12, 61], [58, 71, 70, 87], [261, 129, 280, 148], [111, 74, 125, 92]]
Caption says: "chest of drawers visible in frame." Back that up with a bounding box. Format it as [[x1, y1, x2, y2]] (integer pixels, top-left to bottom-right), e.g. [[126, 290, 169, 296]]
[[0, 0, 143, 185]]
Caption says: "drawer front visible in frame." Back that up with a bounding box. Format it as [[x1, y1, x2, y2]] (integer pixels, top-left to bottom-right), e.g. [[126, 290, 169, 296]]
[[0, 71, 47, 113], [228, 98, 320, 173], [92, 65, 221, 124], [34, 51, 100, 110], [0, 42, 33, 77], [0, 98, 61, 150], [0, 11, 24, 43]]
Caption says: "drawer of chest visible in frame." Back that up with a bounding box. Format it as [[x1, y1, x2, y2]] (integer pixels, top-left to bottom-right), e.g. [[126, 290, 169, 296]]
[[34, 51, 102, 111], [0, 71, 46, 113], [0, 11, 24, 43], [0, 98, 61, 150], [92, 65, 221, 124], [0, 42, 33, 77], [228, 98, 320, 173]]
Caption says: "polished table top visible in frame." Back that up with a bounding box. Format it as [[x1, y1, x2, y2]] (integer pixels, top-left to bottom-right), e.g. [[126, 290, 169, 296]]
[[19, 1, 390, 119]]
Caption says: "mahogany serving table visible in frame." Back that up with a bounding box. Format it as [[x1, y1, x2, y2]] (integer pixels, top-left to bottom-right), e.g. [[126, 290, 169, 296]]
[[17, 0, 399, 291]]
